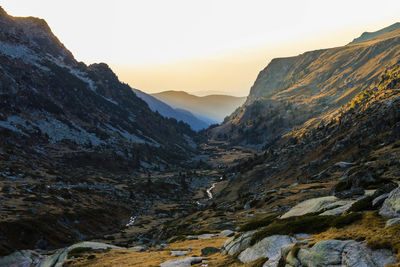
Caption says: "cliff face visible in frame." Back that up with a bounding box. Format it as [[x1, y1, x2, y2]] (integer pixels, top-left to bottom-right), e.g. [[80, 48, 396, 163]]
[[215, 24, 400, 147], [0, 7, 196, 171]]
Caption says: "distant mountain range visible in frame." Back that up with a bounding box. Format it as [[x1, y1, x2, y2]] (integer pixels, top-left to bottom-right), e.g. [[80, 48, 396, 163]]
[[152, 91, 246, 124], [132, 88, 209, 131]]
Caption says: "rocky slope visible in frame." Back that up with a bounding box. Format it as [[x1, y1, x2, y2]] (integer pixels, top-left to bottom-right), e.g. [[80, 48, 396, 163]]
[[213, 23, 400, 147], [132, 88, 209, 131], [152, 91, 246, 124], [0, 7, 206, 256]]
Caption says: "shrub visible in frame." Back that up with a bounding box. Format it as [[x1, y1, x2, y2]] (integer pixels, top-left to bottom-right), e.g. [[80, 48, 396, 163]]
[[239, 214, 279, 232], [250, 213, 362, 245], [68, 247, 93, 258], [334, 180, 351, 193], [250, 257, 268, 267], [348, 196, 375, 212]]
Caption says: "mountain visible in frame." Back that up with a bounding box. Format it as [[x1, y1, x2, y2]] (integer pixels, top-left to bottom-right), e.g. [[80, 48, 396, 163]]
[[349, 22, 400, 44], [152, 91, 246, 123], [0, 7, 197, 171], [0, 7, 203, 254], [132, 88, 209, 131], [213, 23, 400, 147]]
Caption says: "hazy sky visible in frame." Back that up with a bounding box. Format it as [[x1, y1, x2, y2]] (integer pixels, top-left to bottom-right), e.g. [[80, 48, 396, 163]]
[[2, 0, 400, 96]]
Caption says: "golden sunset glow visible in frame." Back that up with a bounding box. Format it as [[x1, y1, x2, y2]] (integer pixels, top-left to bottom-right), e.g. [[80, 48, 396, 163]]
[[2, 0, 400, 96]]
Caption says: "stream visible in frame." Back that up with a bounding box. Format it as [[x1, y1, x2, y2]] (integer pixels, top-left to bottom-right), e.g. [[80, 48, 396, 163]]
[[206, 182, 217, 199]]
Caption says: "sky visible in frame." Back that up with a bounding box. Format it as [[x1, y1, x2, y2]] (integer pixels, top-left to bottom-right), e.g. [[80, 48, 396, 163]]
[[1, 0, 400, 97]]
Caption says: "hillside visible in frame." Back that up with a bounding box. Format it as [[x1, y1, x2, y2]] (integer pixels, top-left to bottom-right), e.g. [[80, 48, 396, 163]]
[[0, 7, 203, 255], [132, 88, 209, 131], [213, 24, 400, 147], [152, 91, 246, 123]]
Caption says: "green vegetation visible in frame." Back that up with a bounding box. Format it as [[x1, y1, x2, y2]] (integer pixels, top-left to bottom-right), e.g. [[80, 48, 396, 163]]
[[250, 213, 362, 245], [67, 247, 94, 258], [348, 195, 375, 212], [239, 213, 279, 232], [249, 257, 268, 267], [334, 180, 351, 193]]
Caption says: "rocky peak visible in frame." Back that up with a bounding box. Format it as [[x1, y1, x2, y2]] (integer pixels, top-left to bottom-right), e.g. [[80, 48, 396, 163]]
[[0, 6, 74, 63]]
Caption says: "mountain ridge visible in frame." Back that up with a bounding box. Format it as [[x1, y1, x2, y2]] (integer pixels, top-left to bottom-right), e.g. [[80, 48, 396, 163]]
[[132, 88, 209, 131], [152, 90, 246, 123], [213, 23, 400, 147]]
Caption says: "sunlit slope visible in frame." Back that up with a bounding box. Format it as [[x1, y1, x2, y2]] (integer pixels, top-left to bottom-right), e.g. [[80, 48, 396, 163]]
[[216, 25, 400, 146]]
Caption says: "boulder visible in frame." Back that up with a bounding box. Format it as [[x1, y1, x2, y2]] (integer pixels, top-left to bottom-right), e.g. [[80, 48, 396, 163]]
[[129, 245, 147, 252], [219, 230, 235, 237], [40, 241, 121, 267], [386, 217, 400, 227], [335, 187, 365, 199], [319, 202, 354, 216], [201, 247, 220, 256], [294, 240, 396, 267], [379, 186, 400, 218], [334, 162, 355, 168], [186, 235, 198, 240], [221, 231, 256, 255], [349, 170, 376, 188], [238, 235, 294, 265], [372, 193, 389, 207], [171, 251, 188, 256], [197, 233, 215, 239], [281, 196, 338, 218], [0, 250, 43, 267], [160, 257, 203, 267]]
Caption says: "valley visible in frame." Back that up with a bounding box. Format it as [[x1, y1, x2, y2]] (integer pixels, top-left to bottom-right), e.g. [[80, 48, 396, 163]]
[[1, 5, 400, 267]]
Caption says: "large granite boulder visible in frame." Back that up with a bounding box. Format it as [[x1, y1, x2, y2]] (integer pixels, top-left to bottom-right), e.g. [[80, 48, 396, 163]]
[[294, 240, 396, 267], [160, 257, 203, 267], [221, 230, 256, 255], [237, 235, 295, 266], [0, 250, 43, 267], [40, 241, 121, 267], [379, 185, 400, 218], [281, 196, 343, 218]]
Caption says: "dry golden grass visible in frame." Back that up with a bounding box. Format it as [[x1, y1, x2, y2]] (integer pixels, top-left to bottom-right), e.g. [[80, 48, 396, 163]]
[[63, 234, 270, 267], [64, 236, 228, 267]]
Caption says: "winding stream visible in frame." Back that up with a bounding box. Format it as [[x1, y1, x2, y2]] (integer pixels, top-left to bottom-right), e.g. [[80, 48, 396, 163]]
[[206, 182, 217, 199]]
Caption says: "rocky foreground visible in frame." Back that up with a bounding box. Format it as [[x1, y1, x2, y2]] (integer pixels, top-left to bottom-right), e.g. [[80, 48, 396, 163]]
[[2, 182, 399, 266]]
